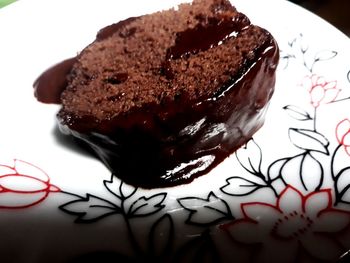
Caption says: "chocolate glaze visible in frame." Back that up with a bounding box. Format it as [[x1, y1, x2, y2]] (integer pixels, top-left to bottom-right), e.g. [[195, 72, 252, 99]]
[[95, 17, 138, 41], [58, 37, 279, 188], [35, 15, 279, 189], [33, 58, 76, 104], [33, 17, 138, 104], [161, 14, 249, 79], [167, 14, 249, 60]]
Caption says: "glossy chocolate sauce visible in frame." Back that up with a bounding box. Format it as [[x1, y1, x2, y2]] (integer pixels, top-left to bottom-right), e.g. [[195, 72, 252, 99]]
[[33, 17, 138, 104], [161, 14, 249, 79], [167, 15, 248, 59], [35, 14, 279, 189], [34, 58, 76, 104], [73, 42, 277, 188]]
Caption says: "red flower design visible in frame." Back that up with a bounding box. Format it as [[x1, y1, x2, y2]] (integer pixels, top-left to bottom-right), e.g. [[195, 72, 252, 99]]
[[222, 186, 350, 262], [301, 74, 340, 108], [0, 159, 60, 209], [336, 118, 350, 156]]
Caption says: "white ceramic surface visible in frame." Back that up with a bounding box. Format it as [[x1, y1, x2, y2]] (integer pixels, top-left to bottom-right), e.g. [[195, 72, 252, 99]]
[[0, 0, 350, 262]]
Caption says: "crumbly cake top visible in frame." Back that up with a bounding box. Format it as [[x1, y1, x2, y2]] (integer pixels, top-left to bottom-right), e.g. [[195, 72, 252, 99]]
[[60, 0, 272, 120]]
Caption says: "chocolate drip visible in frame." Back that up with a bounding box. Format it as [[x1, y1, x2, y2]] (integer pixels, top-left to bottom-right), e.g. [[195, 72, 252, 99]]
[[167, 15, 249, 59], [161, 14, 249, 79], [58, 39, 279, 188], [96, 17, 138, 41], [33, 17, 138, 104], [33, 58, 76, 104]]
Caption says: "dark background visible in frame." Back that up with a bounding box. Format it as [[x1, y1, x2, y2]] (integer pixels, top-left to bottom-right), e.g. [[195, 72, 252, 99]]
[[290, 0, 350, 36]]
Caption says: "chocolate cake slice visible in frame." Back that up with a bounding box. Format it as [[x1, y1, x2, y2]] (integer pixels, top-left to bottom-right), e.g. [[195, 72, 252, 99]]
[[45, 0, 279, 188]]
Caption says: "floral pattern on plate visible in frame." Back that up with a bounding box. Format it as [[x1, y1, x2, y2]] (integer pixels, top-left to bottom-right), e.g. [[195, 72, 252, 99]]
[[58, 32, 350, 262], [0, 159, 60, 209], [1, 9, 350, 262]]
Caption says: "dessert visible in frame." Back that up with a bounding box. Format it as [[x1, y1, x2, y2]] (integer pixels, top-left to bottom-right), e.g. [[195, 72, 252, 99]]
[[34, 0, 279, 188]]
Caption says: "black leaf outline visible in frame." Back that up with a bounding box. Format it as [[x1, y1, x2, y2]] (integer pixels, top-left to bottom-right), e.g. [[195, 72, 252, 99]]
[[235, 139, 264, 178], [300, 153, 324, 191], [339, 185, 350, 205], [311, 50, 338, 72], [104, 175, 137, 200], [148, 214, 174, 260], [59, 194, 122, 223], [331, 144, 350, 205], [267, 157, 290, 183], [128, 193, 167, 218], [281, 34, 338, 73], [289, 128, 329, 154], [300, 42, 309, 54], [313, 50, 338, 61], [280, 53, 295, 70], [283, 105, 313, 121], [60, 175, 168, 257], [278, 152, 324, 192], [178, 191, 233, 226], [233, 139, 279, 197], [220, 176, 265, 196], [61, 173, 167, 220], [279, 35, 300, 70], [336, 167, 350, 204], [288, 36, 298, 48], [119, 181, 138, 199]]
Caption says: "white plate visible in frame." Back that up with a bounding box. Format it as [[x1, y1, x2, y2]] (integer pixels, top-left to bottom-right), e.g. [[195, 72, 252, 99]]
[[1, 0, 350, 262]]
